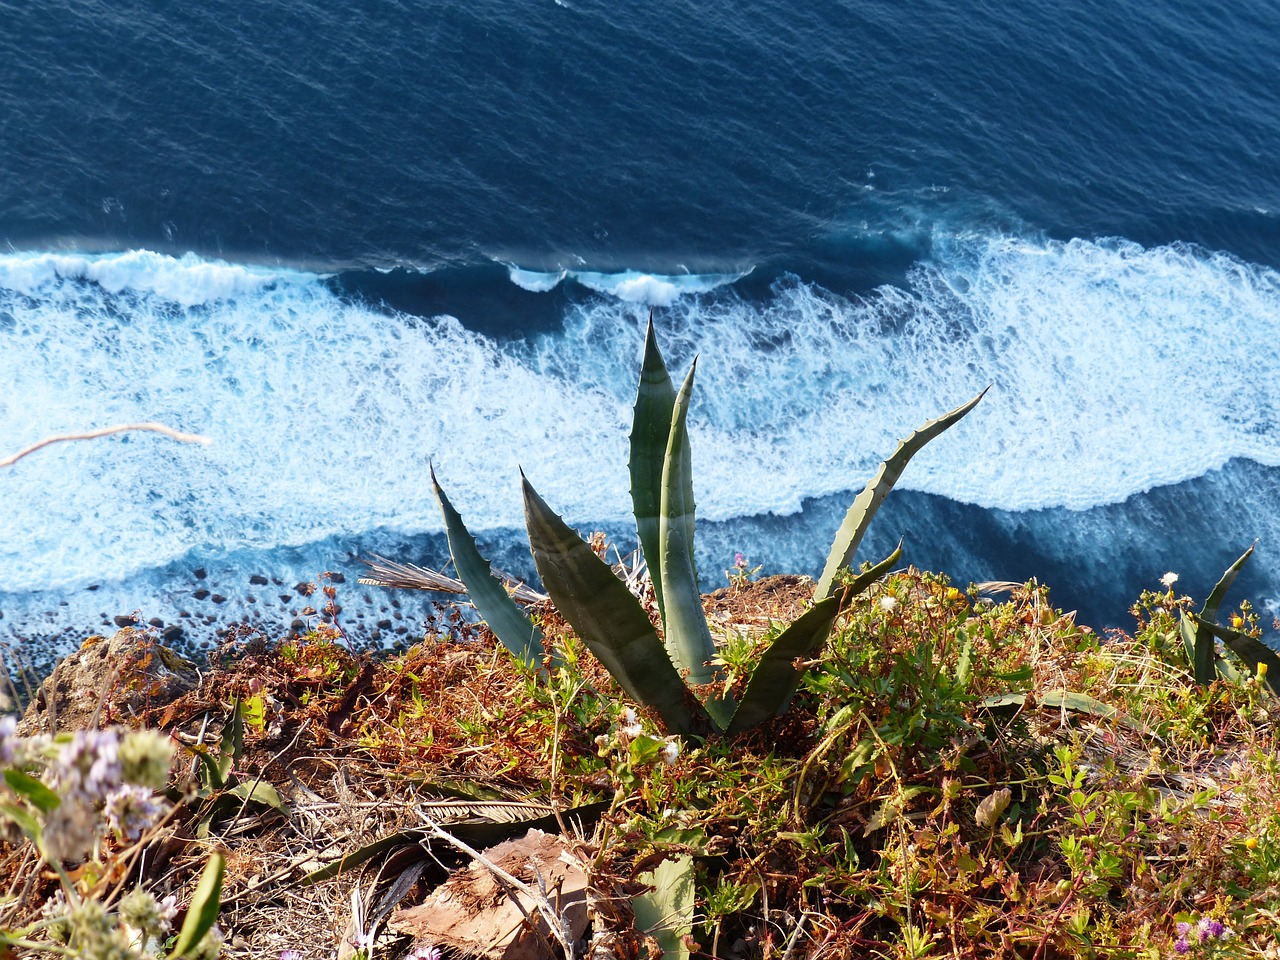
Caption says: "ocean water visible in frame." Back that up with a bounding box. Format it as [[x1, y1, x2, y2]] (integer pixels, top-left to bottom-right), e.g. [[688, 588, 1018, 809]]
[[2, 0, 1279, 660]]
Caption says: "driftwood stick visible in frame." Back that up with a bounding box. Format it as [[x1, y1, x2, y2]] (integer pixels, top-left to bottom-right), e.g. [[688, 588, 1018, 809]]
[[0, 422, 212, 468]]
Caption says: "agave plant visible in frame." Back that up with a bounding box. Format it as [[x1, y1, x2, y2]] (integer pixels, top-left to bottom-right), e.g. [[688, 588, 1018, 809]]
[[432, 318, 984, 736], [1179, 544, 1280, 693]]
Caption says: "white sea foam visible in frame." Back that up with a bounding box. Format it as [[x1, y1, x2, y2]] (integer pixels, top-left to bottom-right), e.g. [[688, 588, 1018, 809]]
[[3, 237, 1280, 597], [505, 262, 749, 304]]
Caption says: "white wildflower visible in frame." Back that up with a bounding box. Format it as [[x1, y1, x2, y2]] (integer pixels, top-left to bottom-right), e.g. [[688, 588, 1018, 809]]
[[1161, 572, 1179, 589], [879, 596, 899, 613], [620, 706, 644, 738], [660, 739, 681, 765]]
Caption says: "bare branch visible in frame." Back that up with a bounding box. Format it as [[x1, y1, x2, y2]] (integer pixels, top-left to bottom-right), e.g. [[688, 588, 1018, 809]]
[[0, 422, 213, 468]]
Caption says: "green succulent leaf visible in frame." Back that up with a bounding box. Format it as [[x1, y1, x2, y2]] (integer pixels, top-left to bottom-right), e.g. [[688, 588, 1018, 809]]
[[168, 852, 225, 959], [659, 360, 721, 694], [1203, 544, 1255, 623], [1185, 544, 1256, 685], [432, 466, 549, 672], [630, 313, 685, 622], [521, 473, 712, 736], [218, 696, 244, 785], [725, 594, 842, 735], [633, 854, 695, 960], [815, 388, 987, 601], [1188, 613, 1280, 695], [228, 779, 287, 812]]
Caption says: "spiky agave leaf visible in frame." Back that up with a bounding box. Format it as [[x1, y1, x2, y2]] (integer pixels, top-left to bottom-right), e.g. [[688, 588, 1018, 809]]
[[1183, 544, 1255, 685], [432, 466, 550, 672], [814, 388, 988, 601], [658, 362, 721, 688], [726, 542, 902, 735], [521, 472, 713, 736], [629, 313, 688, 622]]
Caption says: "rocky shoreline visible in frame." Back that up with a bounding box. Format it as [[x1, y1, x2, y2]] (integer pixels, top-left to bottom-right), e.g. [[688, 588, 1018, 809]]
[[4, 564, 442, 690]]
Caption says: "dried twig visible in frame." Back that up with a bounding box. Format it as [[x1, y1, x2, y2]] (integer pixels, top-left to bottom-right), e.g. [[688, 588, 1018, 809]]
[[358, 554, 547, 605], [0, 422, 212, 468]]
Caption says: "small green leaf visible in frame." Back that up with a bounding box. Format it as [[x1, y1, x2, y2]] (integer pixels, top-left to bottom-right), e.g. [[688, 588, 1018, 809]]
[[168, 852, 224, 958], [815, 388, 986, 600], [0, 801, 42, 844], [3, 770, 61, 814]]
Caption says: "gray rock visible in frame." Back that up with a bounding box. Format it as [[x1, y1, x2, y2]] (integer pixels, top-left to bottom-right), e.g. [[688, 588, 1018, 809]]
[[18, 628, 200, 735]]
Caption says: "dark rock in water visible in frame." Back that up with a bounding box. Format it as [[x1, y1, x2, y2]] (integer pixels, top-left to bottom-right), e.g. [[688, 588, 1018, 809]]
[[86, 584, 100, 591], [113, 614, 139, 627], [193, 589, 210, 600], [377, 619, 393, 630], [161, 624, 185, 642], [18, 628, 199, 735], [329, 572, 346, 584], [249, 574, 268, 585], [211, 594, 227, 604], [290, 619, 305, 630], [148, 617, 164, 628], [194, 568, 207, 580], [278, 594, 292, 604], [179, 610, 192, 618], [272, 577, 283, 586]]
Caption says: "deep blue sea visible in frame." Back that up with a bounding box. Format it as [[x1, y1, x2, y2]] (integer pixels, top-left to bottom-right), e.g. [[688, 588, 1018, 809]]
[[3, 0, 1279, 659]]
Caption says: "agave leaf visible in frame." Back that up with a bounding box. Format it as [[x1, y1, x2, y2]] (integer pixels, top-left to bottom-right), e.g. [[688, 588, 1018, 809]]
[[629, 313, 685, 622], [228, 779, 286, 812], [431, 466, 549, 671], [815, 388, 987, 600], [725, 595, 842, 735], [1189, 613, 1280, 695], [168, 853, 225, 959], [1203, 544, 1255, 623], [834, 541, 904, 612], [658, 361, 721, 690], [1186, 544, 1256, 684], [726, 543, 902, 736], [633, 854, 695, 960], [1039, 691, 1116, 719], [521, 473, 712, 736]]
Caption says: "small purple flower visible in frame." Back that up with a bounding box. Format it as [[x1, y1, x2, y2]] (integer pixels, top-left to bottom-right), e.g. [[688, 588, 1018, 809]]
[[1175, 922, 1191, 937], [56, 728, 122, 801], [409, 946, 443, 960], [105, 784, 163, 840], [280, 951, 302, 960], [1172, 937, 1190, 955], [1197, 917, 1227, 941], [734, 552, 746, 568]]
